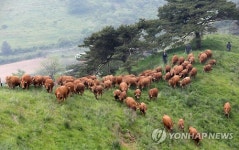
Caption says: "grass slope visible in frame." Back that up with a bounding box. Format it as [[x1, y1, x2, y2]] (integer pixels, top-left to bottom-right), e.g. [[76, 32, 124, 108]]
[[0, 34, 239, 149]]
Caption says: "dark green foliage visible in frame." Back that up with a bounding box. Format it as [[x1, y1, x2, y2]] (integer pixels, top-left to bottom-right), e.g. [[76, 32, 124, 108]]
[[157, 0, 239, 49]]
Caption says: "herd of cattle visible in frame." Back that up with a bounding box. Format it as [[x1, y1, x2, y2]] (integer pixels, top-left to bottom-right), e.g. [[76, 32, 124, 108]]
[[2, 49, 231, 145]]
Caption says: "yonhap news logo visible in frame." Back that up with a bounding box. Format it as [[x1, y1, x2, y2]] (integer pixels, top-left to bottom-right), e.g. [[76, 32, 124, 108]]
[[151, 129, 233, 144]]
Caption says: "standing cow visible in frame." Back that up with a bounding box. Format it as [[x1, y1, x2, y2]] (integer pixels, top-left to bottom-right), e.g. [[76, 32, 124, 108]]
[[44, 78, 54, 93], [21, 74, 32, 89]]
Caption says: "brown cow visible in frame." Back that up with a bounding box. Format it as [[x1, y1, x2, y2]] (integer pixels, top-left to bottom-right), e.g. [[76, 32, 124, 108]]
[[21, 74, 32, 89], [152, 72, 162, 82], [178, 118, 185, 131], [203, 64, 212, 72], [171, 55, 179, 65], [102, 79, 112, 90], [189, 67, 197, 78], [198, 52, 207, 63], [180, 77, 191, 88], [162, 114, 173, 132], [138, 102, 147, 115], [189, 126, 201, 145], [118, 91, 127, 102], [64, 82, 75, 96], [112, 75, 123, 87], [74, 82, 85, 95], [5, 76, 21, 89], [165, 65, 171, 73], [134, 88, 142, 100], [91, 85, 103, 100], [204, 49, 212, 58], [32, 75, 44, 88], [56, 75, 75, 85], [119, 82, 128, 93], [113, 89, 121, 100], [179, 69, 188, 78], [137, 77, 151, 90], [44, 78, 54, 93], [224, 102, 231, 118], [148, 88, 159, 100], [177, 56, 185, 65], [207, 59, 216, 66], [168, 75, 180, 88], [122, 76, 138, 88], [55, 85, 70, 103], [155, 66, 162, 72], [124, 97, 139, 111], [164, 72, 172, 81]]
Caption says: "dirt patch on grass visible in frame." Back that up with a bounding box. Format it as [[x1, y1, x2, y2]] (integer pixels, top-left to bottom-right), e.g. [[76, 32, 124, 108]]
[[0, 58, 45, 82]]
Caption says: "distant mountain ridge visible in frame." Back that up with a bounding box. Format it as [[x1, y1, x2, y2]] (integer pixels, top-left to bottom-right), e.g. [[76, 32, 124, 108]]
[[0, 0, 166, 49]]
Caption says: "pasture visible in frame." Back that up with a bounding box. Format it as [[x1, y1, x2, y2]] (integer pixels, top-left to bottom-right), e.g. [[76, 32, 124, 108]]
[[0, 34, 239, 149]]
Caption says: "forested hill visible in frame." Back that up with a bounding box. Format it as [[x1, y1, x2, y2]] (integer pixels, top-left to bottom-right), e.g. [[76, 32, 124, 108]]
[[0, 0, 166, 49]]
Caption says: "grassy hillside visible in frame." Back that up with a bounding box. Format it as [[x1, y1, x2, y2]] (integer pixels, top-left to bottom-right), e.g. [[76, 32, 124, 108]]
[[0, 34, 239, 149]]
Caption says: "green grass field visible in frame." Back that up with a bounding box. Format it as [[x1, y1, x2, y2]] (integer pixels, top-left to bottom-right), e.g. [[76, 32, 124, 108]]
[[0, 34, 238, 149]]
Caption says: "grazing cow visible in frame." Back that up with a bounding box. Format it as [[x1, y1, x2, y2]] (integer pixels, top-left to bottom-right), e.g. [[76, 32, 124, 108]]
[[124, 97, 139, 111], [198, 52, 207, 63], [32, 75, 44, 88], [56, 75, 75, 85], [178, 118, 185, 131], [91, 85, 103, 100], [164, 72, 172, 81], [122, 76, 138, 88], [155, 66, 162, 72], [204, 49, 212, 58], [64, 82, 75, 96], [74, 82, 85, 95], [118, 91, 127, 102], [224, 102, 231, 118], [189, 67, 197, 79], [137, 77, 151, 90], [179, 69, 188, 78], [134, 88, 142, 100], [119, 82, 128, 93], [102, 79, 112, 90], [171, 55, 179, 65], [138, 102, 147, 115], [188, 56, 195, 64], [55, 85, 70, 103], [186, 63, 193, 72], [203, 64, 212, 72], [187, 53, 194, 60], [168, 75, 180, 88], [42, 75, 52, 86], [165, 65, 171, 73], [44, 78, 54, 93], [112, 75, 123, 87], [113, 89, 121, 100], [207, 59, 216, 66], [148, 88, 159, 100], [177, 57, 185, 65], [162, 114, 173, 132], [180, 77, 191, 88], [5, 76, 21, 89], [189, 126, 201, 145], [152, 72, 162, 82], [171, 65, 183, 76], [21, 74, 32, 89]]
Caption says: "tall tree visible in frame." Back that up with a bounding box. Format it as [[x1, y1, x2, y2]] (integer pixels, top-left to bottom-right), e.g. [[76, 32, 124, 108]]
[[41, 57, 61, 80], [157, 0, 239, 49], [81, 26, 121, 75]]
